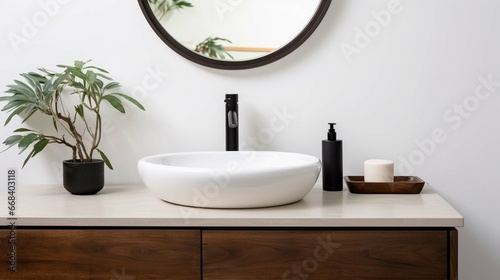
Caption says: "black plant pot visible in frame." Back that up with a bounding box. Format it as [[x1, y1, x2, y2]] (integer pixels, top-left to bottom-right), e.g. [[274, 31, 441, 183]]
[[63, 159, 104, 195]]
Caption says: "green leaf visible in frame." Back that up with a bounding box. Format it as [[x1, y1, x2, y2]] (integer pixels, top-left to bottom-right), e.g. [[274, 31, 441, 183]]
[[103, 81, 120, 92], [97, 149, 113, 170], [26, 72, 47, 83], [69, 68, 87, 80], [93, 78, 104, 90], [4, 106, 26, 125], [1, 135, 22, 153], [70, 82, 85, 90], [95, 73, 112, 81], [52, 116, 58, 132], [21, 73, 44, 96], [3, 135, 23, 146], [75, 104, 84, 118], [56, 64, 73, 69], [173, 0, 193, 8], [10, 79, 36, 99], [110, 93, 145, 111], [74, 60, 85, 69], [21, 141, 47, 167], [85, 66, 109, 73], [22, 149, 36, 168], [195, 37, 234, 60], [86, 70, 97, 86], [31, 138, 49, 158], [14, 128, 35, 133], [102, 95, 125, 113], [53, 71, 70, 88], [42, 76, 53, 93], [1, 99, 25, 112], [89, 83, 101, 98], [18, 133, 38, 154], [21, 106, 38, 123], [18, 133, 37, 147]]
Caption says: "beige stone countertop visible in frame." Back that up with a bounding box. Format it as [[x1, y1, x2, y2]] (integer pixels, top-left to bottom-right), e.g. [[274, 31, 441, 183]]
[[0, 184, 464, 227]]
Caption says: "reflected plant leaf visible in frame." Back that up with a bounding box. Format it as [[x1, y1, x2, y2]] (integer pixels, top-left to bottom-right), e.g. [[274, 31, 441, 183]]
[[194, 37, 234, 60], [148, 0, 193, 20]]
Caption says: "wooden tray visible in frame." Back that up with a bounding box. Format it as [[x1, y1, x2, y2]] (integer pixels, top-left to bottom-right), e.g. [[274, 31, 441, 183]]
[[344, 176, 425, 194]]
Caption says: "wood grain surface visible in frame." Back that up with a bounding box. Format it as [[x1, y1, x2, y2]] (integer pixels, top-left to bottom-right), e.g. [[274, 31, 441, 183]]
[[0, 229, 200, 279], [203, 230, 448, 279], [449, 228, 458, 280], [0, 228, 455, 279]]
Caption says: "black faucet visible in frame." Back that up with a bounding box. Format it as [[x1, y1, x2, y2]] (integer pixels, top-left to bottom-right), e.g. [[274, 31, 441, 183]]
[[225, 94, 238, 151]]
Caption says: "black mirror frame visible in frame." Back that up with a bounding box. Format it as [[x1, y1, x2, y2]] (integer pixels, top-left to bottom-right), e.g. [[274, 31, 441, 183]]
[[138, 0, 332, 70]]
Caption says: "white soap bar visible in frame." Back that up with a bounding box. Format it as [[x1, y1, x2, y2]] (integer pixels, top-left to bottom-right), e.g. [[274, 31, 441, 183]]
[[364, 159, 394, 182]]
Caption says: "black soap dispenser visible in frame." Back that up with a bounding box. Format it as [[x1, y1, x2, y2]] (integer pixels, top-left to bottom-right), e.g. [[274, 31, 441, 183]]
[[322, 123, 343, 191]]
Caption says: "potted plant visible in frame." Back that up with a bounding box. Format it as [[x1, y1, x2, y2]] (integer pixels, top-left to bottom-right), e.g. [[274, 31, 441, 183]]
[[0, 60, 145, 195]]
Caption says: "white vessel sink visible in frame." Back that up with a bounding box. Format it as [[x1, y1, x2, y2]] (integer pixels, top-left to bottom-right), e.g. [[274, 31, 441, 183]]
[[138, 151, 321, 208]]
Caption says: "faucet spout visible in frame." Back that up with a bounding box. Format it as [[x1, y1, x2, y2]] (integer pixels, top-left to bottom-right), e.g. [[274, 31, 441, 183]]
[[225, 94, 238, 151]]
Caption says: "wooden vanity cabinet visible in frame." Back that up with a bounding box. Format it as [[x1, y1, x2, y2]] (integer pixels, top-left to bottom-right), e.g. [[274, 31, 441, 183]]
[[1, 227, 458, 279], [0, 229, 201, 280]]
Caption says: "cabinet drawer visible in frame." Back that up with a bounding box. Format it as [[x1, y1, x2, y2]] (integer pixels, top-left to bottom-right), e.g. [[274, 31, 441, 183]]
[[0, 229, 200, 279], [203, 230, 448, 279]]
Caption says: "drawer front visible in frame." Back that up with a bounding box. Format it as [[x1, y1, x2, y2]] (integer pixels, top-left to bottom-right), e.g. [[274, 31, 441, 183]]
[[0, 229, 200, 279], [203, 230, 448, 279]]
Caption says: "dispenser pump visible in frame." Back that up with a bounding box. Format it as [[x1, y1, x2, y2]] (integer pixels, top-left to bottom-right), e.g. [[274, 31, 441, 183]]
[[327, 123, 337, 141], [322, 122, 343, 191]]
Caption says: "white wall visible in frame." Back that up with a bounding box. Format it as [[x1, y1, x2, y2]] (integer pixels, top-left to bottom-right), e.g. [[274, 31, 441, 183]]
[[1, 0, 499, 278]]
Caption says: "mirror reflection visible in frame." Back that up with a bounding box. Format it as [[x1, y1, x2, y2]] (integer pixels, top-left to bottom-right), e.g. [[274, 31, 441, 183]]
[[147, 0, 321, 61]]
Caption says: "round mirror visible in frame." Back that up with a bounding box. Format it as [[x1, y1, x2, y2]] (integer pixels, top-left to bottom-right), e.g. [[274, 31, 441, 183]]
[[138, 0, 331, 70]]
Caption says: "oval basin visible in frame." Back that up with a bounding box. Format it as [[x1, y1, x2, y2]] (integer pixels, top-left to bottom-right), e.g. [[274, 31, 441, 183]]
[[138, 151, 321, 208]]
